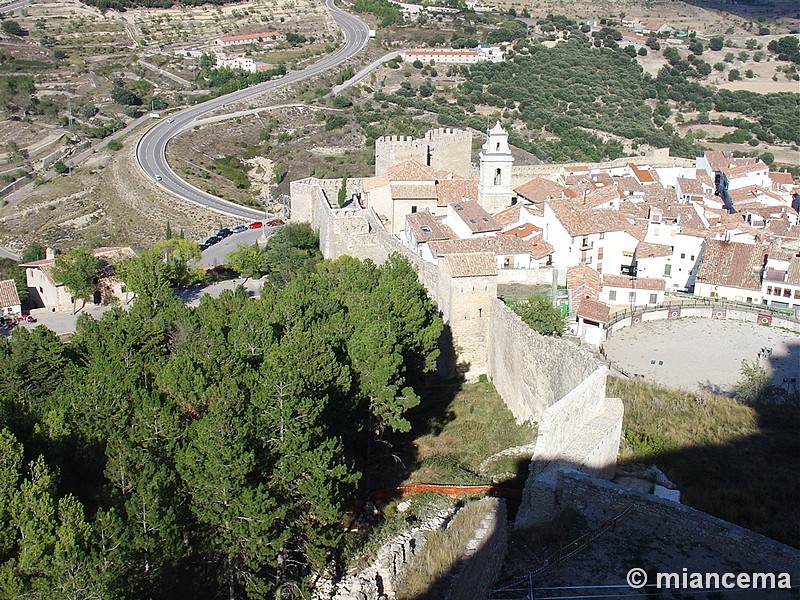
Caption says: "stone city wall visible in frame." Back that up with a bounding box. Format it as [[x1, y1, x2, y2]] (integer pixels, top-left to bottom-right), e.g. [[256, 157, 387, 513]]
[[496, 267, 554, 286], [488, 299, 600, 424], [444, 498, 508, 600], [556, 469, 800, 579]]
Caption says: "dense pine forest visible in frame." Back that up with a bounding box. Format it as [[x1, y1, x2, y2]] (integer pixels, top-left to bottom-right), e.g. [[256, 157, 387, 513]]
[[0, 227, 442, 598]]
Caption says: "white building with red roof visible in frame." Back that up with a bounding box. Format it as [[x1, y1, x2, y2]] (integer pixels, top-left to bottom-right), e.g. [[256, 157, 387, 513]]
[[542, 200, 640, 276], [0, 279, 21, 319], [20, 247, 136, 312]]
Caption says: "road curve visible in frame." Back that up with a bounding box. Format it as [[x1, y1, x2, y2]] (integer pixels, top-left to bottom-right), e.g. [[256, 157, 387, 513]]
[[136, 0, 370, 221]]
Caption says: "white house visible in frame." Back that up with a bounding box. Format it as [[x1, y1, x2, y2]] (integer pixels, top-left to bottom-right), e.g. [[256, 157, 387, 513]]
[[427, 236, 533, 270], [0, 279, 21, 319], [442, 200, 501, 239], [600, 274, 666, 307], [21, 247, 136, 312], [542, 199, 640, 276], [760, 250, 800, 310], [403, 210, 456, 258], [694, 239, 767, 304]]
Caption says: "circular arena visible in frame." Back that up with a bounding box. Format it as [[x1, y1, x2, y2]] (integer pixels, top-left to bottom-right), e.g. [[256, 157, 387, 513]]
[[603, 318, 800, 395]]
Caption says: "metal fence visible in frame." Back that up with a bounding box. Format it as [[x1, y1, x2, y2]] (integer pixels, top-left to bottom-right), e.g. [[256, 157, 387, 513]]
[[607, 297, 800, 328]]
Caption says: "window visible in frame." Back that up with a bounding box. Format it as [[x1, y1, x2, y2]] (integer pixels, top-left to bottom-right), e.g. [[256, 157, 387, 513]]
[[795, 290, 800, 299], [494, 168, 501, 186], [599, 233, 605, 240], [680, 253, 686, 259], [597, 247, 604, 260], [609, 290, 617, 301], [622, 251, 634, 257], [411, 205, 417, 213], [690, 255, 695, 261], [629, 291, 636, 303], [784, 288, 791, 298], [597, 263, 603, 274], [774, 287, 782, 296], [649, 293, 657, 304], [663, 264, 672, 276], [767, 286, 773, 295]]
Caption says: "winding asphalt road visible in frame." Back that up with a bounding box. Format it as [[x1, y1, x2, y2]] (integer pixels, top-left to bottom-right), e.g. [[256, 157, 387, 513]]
[[136, 0, 370, 220]]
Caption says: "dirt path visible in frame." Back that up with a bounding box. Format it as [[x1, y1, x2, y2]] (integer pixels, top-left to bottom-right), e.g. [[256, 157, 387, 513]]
[[604, 318, 800, 395]]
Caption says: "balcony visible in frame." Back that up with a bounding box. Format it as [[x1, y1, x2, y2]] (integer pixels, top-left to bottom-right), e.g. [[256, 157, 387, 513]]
[[579, 239, 594, 251]]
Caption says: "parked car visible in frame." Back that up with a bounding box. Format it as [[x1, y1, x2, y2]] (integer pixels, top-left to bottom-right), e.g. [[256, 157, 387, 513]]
[[18, 314, 36, 323], [266, 219, 285, 227], [199, 242, 210, 251], [231, 224, 247, 233], [204, 235, 222, 246], [216, 228, 232, 238], [248, 221, 263, 229]]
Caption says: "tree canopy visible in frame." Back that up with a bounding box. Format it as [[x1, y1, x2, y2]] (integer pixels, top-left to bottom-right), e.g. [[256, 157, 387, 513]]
[[0, 242, 442, 598]]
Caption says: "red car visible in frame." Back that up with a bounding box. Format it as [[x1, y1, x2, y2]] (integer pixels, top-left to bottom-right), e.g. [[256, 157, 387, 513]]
[[248, 221, 263, 229], [18, 314, 36, 323], [266, 219, 285, 227]]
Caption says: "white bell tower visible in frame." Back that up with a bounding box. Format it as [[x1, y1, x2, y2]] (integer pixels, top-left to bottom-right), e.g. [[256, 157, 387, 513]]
[[478, 121, 514, 214]]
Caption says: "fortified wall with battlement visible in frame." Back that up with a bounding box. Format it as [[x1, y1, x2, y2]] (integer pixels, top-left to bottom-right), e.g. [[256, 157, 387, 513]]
[[292, 174, 796, 599], [290, 177, 624, 523], [375, 128, 474, 177]]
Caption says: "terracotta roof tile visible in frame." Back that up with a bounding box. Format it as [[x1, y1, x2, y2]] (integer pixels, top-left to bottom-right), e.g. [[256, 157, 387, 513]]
[[390, 183, 438, 199], [428, 235, 530, 257], [695, 239, 767, 291], [577, 298, 610, 323], [602, 274, 666, 292], [0, 279, 20, 309], [547, 199, 631, 236], [514, 177, 567, 203], [450, 200, 501, 233], [386, 160, 438, 181], [567, 264, 601, 300], [406, 210, 457, 243], [501, 223, 540, 239], [636, 241, 673, 258], [436, 179, 478, 207], [528, 237, 554, 260], [442, 252, 497, 277]]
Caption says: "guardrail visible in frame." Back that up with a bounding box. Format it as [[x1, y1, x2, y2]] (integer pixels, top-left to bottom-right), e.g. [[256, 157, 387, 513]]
[[607, 298, 800, 328]]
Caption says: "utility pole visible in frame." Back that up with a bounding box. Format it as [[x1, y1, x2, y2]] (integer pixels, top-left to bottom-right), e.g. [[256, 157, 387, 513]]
[[66, 96, 74, 130]]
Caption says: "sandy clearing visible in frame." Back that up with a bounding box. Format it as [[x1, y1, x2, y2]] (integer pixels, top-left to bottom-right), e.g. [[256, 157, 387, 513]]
[[604, 318, 800, 395]]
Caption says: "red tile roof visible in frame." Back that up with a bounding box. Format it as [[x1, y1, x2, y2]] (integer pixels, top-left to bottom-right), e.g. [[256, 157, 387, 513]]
[[602, 274, 666, 292], [514, 177, 567, 203], [386, 160, 438, 181], [0, 279, 20, 309], [450, 200, 501, 233], [695, 239, 767, 291], [442, 252, 496, 277], [577, 298, 610, 323]]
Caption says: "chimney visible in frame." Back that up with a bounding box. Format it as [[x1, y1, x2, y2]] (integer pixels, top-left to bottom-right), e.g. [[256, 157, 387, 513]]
[[45, 247, 55, 260]]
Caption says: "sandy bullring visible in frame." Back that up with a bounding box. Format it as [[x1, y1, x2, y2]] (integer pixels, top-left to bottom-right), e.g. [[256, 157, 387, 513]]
[[604, 318, 800, 395]]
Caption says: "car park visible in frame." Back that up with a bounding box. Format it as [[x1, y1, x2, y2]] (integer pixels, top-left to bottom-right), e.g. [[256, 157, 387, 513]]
[[248, 221, 263, 229], [231, 224, 247, 233]]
